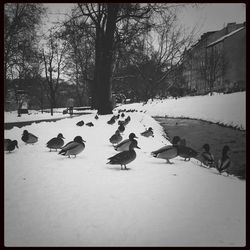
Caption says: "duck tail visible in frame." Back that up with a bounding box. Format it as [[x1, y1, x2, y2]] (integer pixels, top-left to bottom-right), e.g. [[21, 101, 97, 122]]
[[151, 152, 157, 157], [58, 149, 66, 155]]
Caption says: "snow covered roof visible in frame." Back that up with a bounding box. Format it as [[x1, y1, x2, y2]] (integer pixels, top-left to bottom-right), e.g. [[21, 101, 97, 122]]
[[207, 26, 245, 47]]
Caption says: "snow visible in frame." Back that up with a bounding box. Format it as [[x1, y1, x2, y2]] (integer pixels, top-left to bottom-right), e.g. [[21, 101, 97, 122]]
[[116, 92, 246, 130], [4, 92, 245, 247]]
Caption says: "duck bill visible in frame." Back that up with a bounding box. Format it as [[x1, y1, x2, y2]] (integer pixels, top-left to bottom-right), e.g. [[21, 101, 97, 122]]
[[134, 135, 138, 138], [136, 145, 140, 149]]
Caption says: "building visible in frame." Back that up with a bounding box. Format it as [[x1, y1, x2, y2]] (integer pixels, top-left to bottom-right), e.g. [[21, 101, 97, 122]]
[[182, 22, 246, 94]]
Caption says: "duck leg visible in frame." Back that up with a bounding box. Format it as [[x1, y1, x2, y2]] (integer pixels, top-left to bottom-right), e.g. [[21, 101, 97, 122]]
[[166, 159, 173, 164]]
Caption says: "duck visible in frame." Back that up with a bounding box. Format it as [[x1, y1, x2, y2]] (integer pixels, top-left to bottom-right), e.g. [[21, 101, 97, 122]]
[[76, 120, 84, 126], [86, 122, 94, 127], [177, 145, 198, 161], [107, 117, 116, 125], [107, 139, 140, 170], [141, 127, 154, 137], [4, 139, 18, 152], [58, 136, 86, 158], [114, 133, 138, 151], [151, 136, 180, 164], [4, 139, 12, 150], [216, 145, 231, 174], [21, 130, 38, 144], [109, 130, 123, 145], [46, 133, 65, 152], [118, 123, 125, 133], [201, 144, 214, 167]]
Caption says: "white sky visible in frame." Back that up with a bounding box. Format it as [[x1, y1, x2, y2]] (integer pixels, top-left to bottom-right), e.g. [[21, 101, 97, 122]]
[[41, 3, 246, 38]]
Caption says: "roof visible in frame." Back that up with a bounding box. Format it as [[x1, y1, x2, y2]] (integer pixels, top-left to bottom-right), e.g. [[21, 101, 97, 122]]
[[207, 26, 245, 48]]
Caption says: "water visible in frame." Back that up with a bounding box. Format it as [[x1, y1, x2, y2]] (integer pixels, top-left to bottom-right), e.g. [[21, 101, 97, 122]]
[[154, 117, 246, 179]]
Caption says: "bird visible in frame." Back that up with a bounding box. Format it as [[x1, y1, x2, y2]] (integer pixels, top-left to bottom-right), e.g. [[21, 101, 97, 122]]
[[58, 136, 86, 158], [118, 123, 125, 133], [107, 139, 140, 170], [123, 116, 131, 126], [109, 130, 123, 145], [177, 145, 198, 161], [151, 136, 180, 164], [114, 133, 138, 151], [216, 145, 231, 174], [201, 144, 215, 167], [86, 122, 94, 127], [4, 139, 12, 150], [21, 130, 38, 144], [141, 127, 154, 137], [179, 138, 186, 146], [46, 133, 65, 152], [76, 120, 84, 126], [107, 117, 116, 125], [4, 139, 18, 152]]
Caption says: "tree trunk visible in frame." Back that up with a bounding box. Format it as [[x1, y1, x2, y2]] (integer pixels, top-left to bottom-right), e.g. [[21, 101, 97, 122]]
[[92, 4, 120, 115]]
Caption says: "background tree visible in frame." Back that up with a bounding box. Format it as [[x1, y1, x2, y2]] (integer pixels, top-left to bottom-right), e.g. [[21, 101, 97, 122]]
[[42, 32, 69, 115]]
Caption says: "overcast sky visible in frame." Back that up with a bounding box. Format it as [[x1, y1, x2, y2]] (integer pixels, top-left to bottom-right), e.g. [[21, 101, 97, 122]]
[[42, 3, 245, 39]]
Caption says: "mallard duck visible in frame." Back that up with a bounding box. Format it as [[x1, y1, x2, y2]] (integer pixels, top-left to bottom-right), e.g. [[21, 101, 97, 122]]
[[4, 139, 12, 150], [4, 139, 18, 152], [21, 130, 38, 144], [107, 117, 116, 125], [114, 133, 138, 151], [177, 145, 198, 161], [151, 136, 180, 164], [201, 144, 214, 167], [109, 130, 123, 145], [216, 145, 231, 174], [107, 139, 140, 170], [141, 127, 154, 137], [118, 123, 125, 133], [86, 122, 94, 127], [46, 133, 65, 152], [58, 136, 86, 158], [76, 120, 84, 126]]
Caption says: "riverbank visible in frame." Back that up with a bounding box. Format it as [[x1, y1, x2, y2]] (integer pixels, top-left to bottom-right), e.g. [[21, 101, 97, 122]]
[[115, 91, 246, 131], [154, 116, 246, 179]]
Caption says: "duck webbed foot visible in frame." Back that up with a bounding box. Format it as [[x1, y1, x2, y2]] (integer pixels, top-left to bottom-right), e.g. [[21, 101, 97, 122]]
[[166, 159, 173, 164]]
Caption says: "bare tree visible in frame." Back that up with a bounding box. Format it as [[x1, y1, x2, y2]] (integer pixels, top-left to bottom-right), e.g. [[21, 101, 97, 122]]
[[42, 32, 68, 115], [76, 3, 153, 114]]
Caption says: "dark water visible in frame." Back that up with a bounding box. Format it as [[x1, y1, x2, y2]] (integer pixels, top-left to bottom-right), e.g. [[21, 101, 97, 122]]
[[154, 117, 246, 179]]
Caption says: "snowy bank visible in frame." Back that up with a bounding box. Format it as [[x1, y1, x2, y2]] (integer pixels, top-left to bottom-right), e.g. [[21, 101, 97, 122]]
[[116, 92, 246, 130], [4, 112, 245, 247]]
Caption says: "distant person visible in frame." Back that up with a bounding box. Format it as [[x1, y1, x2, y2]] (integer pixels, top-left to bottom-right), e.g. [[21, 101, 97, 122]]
[[67, 98, 74, 117]]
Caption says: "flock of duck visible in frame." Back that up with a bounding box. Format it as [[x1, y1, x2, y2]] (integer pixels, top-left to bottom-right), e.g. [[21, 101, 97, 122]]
[[4, 111, 231, 174]]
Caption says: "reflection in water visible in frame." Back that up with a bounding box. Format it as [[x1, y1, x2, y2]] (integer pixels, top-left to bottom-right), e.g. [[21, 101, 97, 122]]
[[154, 117, 246, 179]]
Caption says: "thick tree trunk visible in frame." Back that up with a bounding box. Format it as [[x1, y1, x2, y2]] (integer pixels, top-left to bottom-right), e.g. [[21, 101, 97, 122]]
[[92, 4, 120, 115]]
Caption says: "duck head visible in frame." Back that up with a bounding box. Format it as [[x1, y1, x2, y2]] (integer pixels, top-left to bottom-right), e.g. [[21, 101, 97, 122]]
[[12, 140, 19, 148], [202, 144, 210, 152], [23, 130, 28, 135], [74, 136, 86, 143], [115, 130, 120, 135], [58, 133, 65, 139], [148, 127, 153, 131], [172, 136, 181, 146], [129, 133, 138, 140], [222, 145, 230, 155]]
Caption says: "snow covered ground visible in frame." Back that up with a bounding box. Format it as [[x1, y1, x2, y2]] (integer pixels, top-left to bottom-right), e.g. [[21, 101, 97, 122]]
[[4, 108, 94, 123], [116, 91, 246, 130], [4, 92, 245, 247]]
